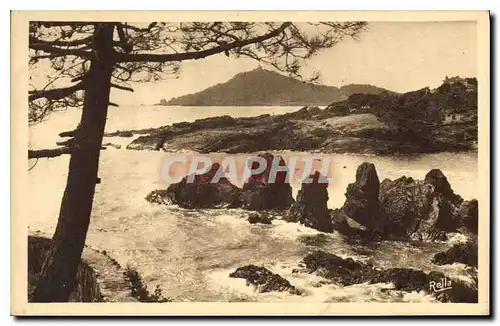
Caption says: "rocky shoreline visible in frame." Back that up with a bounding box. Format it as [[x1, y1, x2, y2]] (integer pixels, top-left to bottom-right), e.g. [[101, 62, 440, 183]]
[[105, 108, 477, 155]]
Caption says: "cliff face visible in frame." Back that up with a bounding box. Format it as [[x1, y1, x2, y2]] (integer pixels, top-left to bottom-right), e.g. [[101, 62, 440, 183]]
[[160, 68, 389, 106]]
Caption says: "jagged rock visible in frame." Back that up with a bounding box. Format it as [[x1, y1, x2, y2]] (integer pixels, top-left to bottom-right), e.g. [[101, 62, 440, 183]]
[[379, 169, 463, 240], [285, 171, 333, 233], [105, 130, 134, 137], [432, 242, 478, 268], [229, 265, 300, 295], [457, 199, 478, 234], [424, 169, 463, 206], [241, 153, 294, 211], [153, 163, 242, 209], [370, 268, 429, 292], [145, 189, 172, 205], [247, 212, 273, 225], [303, 250, 477, 303], [341, 163, 386, 234], [330, 209, 355, 235], [127, 134, 164, 151]]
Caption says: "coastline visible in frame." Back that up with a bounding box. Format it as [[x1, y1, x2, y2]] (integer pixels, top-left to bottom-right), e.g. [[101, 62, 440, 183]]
[[104, 109, 477, 156]]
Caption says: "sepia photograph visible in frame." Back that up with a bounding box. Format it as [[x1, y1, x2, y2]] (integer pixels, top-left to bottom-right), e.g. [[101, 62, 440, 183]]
[[11, 10, 490, 316]]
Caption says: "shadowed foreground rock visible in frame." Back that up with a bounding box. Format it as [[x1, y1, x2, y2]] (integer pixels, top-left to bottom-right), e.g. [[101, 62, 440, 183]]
[[341, 162, 386, 234], [145, 189, 172, 205], [303, 250, 477, 303], [285, 171, 333, 233], [146, 163, 242, 209], [229, 265, 301, 295], [241, 153, 294, 211], [379, 169, 468, 241], [432, 242, 478, 268], [424, 169, 463, 205]]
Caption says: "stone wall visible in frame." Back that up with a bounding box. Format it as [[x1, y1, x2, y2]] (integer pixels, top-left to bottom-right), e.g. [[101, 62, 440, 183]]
[[28, 234, 137, 302]]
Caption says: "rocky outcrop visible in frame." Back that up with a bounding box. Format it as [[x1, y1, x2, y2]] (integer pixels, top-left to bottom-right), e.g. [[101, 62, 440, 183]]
[[285, 171, 333, 233], [424, 169, 464, 205], [379, 169, 466, 241], [105, 130, 134, 137], [150, 163, 242, 209], [340, 163, 386, 234], [241, 153, 294, 211], [457, 199, 478, 234], [329, 209, 383, 243], [28, 234, 136, 302], [145, 153, 295, 210], [432, 242, 478, 268], [247, 212, 273, 225], [303, 250, 477, 303], [145, 189, 172, 205], [303, 250, 373, 285], [229, 265, 301, 295]]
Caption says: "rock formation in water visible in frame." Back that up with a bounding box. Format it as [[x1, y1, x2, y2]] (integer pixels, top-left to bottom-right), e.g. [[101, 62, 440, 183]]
[[241, 153, 294, 211], [432, 241, 478, 268], [303, 250, 477, 303], [379, 169, 466, 241], [340, 163, 386, 234], [147, 163, 242, 209], [285, 171, 333, 233], [229, 265, 301, 295], [247, 212, 273, 225], [145, 189, 172, 205]]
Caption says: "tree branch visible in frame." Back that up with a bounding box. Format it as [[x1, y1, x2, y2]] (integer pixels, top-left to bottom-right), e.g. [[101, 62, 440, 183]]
[[116, 22, 292, 63], [29, 83, 84, 102], [28, 147, 71, 159]]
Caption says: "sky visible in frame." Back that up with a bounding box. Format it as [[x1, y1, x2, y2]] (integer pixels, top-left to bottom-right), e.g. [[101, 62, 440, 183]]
[[110, 21, 477, 105]]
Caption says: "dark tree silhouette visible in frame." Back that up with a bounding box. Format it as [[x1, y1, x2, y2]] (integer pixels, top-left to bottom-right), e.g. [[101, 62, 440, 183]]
[[28, 21, 367, 302]]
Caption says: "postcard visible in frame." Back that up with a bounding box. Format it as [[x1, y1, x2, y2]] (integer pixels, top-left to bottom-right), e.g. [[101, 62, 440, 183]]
[[11, 10, 490, 316]]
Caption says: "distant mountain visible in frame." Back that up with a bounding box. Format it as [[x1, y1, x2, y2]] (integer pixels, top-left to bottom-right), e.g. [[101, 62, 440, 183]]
[[339, 84, 394, 98], [160, 67, 391, 106]]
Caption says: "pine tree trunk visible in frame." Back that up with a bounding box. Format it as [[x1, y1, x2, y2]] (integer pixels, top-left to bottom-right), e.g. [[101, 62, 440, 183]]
[[32, 23, 115, 302]]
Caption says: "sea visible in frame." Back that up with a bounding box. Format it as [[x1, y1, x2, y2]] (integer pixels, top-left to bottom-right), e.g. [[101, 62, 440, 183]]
[[28, 105, 478, 302]]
